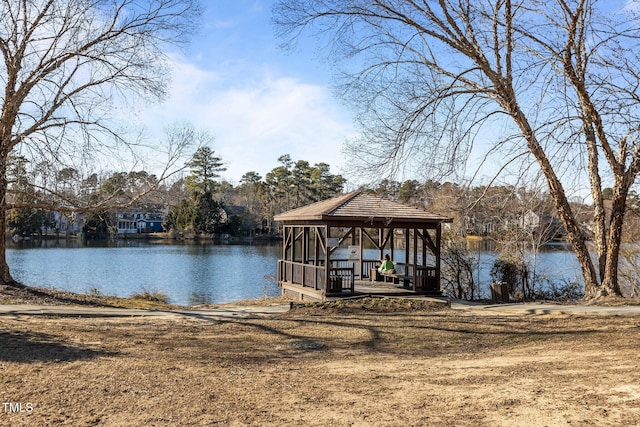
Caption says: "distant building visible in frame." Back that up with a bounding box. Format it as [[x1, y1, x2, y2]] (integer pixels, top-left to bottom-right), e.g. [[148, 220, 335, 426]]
[[137, 214, 164, 233], [519, 210, 540, 232], [42, 212, 86, 235], [116, 211, 165, 234], [464, 213, 498, 236]]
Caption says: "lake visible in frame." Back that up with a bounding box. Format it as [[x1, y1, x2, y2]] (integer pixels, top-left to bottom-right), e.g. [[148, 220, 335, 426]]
[[6, 240, 282, 306], [5, 239, 583, 305]]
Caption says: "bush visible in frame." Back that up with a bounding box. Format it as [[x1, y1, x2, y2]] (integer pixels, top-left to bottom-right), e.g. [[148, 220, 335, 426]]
[[490, 255, 529, 298], [532, 279, 584, 302], [130, 289, 170, 304]]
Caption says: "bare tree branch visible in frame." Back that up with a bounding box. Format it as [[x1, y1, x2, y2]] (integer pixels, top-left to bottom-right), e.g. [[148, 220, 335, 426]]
[[275, 0, 640, 299], [0, 0, 202, 283]]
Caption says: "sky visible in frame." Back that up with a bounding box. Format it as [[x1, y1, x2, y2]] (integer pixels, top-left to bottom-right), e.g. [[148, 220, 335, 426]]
[[137, 0, 357, 185], [132, 0, 636, 197]]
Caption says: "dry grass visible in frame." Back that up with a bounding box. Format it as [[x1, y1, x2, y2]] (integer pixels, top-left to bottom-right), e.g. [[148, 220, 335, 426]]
[[1, 300, 639, 426], [0, 283, 180, 310]]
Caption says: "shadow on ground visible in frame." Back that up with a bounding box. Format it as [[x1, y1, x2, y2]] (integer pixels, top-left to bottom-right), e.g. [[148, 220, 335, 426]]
[[0, 330, 117, 363]]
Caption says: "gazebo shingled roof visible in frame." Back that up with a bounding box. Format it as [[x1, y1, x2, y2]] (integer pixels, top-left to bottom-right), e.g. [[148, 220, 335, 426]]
[[274, 191, 452, 225]]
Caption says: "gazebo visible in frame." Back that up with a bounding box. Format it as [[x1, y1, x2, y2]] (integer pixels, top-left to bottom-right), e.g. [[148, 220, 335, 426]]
[[274, 191, 453, 301]]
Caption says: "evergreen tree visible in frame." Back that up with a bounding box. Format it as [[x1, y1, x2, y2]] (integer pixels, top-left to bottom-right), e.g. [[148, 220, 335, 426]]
[[186, 146, 226, 195], [165, 147, 227, 235]]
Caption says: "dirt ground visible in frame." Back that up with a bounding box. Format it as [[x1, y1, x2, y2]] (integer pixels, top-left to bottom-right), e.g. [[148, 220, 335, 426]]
[[1, 297, 640, 426]]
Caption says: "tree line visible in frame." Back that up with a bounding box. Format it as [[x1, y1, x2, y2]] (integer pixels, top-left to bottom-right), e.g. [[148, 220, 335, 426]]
[[5, 150, 347, 239], [12, 143, 640, 244], [370, 178, 640, 300]]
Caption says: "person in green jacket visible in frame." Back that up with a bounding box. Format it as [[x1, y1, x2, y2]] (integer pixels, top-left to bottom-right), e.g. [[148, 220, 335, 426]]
[[378, 254, 395, 274]]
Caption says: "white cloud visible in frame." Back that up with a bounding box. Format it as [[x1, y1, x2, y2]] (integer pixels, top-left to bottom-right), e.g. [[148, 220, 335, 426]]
[[138, 56, 356, 183]]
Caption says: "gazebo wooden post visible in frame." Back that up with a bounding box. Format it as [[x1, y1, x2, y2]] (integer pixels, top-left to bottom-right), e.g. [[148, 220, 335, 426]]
[[390, 228, 395, 261], [292, 226, 297, 263], [310, 230, 314, 278], [436, 223, 442, 291], [422, 228, 428, 267], [281, 225, 287, 260], [358, 228, 364, 279], [325, 226, 332, 292], [303, 227, 309, 264], [320, 224, 327, 290], [351, 228, 357, 278], [314, 226, 318, 263], [281, 225, 289, 285], [301, 227, 308, 288], [404, 228, 410, 278], [413, 228, 418, 292]]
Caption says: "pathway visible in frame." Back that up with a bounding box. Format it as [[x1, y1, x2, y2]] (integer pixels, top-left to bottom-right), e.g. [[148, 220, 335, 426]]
[[1, 299, 640, 318]]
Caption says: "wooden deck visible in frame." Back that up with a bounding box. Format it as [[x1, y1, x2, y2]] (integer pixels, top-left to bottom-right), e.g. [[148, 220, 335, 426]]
[[281, 279, 442, 301]]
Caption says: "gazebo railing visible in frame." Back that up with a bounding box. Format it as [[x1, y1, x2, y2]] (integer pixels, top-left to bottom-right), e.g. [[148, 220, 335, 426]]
[[278, 259, 355, 293], [329, 258, 380, 280], [278, 260, 325, 290], [391, 263, 438, 291], [415, 266, 438, 291], [296, 258, 388, 280], [328, 266, 355, 293]]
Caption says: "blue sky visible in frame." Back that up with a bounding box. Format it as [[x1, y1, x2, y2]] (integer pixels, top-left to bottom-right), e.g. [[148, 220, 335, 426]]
[[138, 0, 357, 185], [134, 0, 635, 196]]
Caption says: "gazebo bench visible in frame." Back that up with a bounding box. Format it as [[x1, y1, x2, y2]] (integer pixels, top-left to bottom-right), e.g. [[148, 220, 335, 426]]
[[380, 272, 400, 284], [372, 270, 411, 285], [389, 274, 417, 286], [371, 268, 392, 283]]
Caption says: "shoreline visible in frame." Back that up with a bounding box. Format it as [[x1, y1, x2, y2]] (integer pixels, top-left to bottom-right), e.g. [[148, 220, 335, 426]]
[[0, 281, 291, 310], [3, 281, 640, 315], [9, 232, 282, 243]]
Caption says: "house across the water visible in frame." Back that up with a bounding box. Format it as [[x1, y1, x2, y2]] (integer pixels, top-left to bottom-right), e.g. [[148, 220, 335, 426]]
[[116, 212, 164, 234]]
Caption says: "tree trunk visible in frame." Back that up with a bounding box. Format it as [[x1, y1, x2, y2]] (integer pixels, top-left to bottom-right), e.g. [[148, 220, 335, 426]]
[[584, 127, 607, 283], [590, 180, 631, 299], [509, 106, 600, 296], [0, 164, 13, 285]]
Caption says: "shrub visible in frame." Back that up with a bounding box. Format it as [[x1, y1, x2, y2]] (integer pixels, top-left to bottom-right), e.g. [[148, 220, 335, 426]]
[[130, 289, 170, 304], [532, 279, 584, 302], [491, 255, 528, 298]]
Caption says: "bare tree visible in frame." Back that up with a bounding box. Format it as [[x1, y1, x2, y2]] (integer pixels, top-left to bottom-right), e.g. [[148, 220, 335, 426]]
[[493, 184, 567, 299], [441, 233, 478, 300], [0, 0, 201, 284], [275, 0, 640, 300]]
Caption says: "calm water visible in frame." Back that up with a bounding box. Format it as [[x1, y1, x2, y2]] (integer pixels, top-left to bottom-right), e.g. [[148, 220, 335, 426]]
[[6, 240, 281, 306], [5, 240, 582, 305]]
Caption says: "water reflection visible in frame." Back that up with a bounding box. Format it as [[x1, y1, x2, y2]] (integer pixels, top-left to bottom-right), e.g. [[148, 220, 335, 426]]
[[465, 237, 574, 253], [189, 291, 215, 306], [6, 240, 281, 306]]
